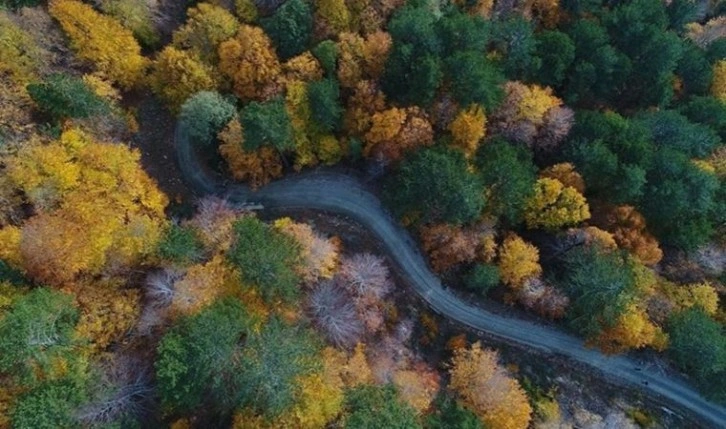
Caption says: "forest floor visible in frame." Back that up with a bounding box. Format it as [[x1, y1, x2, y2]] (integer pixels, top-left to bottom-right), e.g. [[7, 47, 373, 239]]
[[129, 94, 716, 428]]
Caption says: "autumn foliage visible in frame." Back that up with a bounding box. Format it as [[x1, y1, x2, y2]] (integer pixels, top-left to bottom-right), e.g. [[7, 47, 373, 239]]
[[49, 0, 147, 88], [449, 342, 532, 429]]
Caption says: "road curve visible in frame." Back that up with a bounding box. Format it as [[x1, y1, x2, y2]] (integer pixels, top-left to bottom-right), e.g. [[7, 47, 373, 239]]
[[176, 124, 726, 428]]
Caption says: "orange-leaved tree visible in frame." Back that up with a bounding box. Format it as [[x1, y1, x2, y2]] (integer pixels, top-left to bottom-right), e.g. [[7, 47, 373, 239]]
[[218, 24, 283, 101], [149, 46, 217, 112]]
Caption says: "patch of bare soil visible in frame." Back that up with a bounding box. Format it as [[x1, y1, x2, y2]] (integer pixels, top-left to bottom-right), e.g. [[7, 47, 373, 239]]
[[127, 90, 196, 205]]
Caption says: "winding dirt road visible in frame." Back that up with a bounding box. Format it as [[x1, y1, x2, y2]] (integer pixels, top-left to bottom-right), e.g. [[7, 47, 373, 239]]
[[176, 125, 726, 428]]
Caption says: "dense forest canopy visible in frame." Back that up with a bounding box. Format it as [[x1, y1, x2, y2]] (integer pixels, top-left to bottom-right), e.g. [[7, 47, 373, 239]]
[[0, 0, 725, 427]]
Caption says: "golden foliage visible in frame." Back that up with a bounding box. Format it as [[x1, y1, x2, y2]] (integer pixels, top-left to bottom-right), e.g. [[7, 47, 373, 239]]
[[337, 32, 366, 88], [219, 25, 283, 101], [340, 343, 373, 386], [315, 0, 351, 35], [524, 178, 590, 231], [392, 364, 440, 414], [711, 60, 726, 102], [343, 80, 386, 136], [72, 281, 140, 352], [361, 31, 392, 79], [4, 129, 167, 285], [218, 119, 284, 189], [235, 0, 259, 23], [662, 281, 720, 316], [602, 205, 663, 265], [149, 47, 217, 112], [172, 2, 240, 65], [594, 304, 668, 354], [0, 12, 49, 85], [501, 81, 561, 126], [363, 107, 433, 161], [498, 234, 541, 289], [82, 73, 122, 103], [285, 80, 318, 169], [449, 342, 532, 429], [274, 217, 340, 283], [0, 226, 22, 268], [49, 0, 147, 88], [449, 105, 486, 157], [283, 52, 324, 82], [171, 255, 237, 315], [540, 163, 585, 193]]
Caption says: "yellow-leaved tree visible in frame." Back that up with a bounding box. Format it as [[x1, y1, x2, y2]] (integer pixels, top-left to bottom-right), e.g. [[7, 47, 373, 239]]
[[497, 234, 542, 289], [524, 178, 590, 230], [49, 0, 148, 88], [712, 60, 726, 102], [595, 304, 668, 354], [449, 104, 486, 157], [172, 2, 240, 65], [149, 46, 217, 112], [449, 342, 532, 429], [1, 129, 168, 285]]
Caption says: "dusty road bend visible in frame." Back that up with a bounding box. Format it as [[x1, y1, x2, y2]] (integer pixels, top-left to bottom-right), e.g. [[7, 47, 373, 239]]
[[176, 124, 726, 428]]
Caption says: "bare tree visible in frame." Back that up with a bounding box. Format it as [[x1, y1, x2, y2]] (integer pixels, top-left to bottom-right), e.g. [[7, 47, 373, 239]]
[[338, 253, 393, 300], [75, 356, 154, 427], [144, 268, 184, 308], [308, 280, 364, 349]]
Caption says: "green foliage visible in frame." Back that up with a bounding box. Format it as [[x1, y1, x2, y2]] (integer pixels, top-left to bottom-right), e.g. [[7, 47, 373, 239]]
[[240, 97, 294, 152], [640, 149, 719, 249], [26, 73, 107, 121], [260, 0, 312, 59], [491, 17, 539, 80], [679, 96, 726, 141], [343, 385, 421, 429], [532, 30, 575, 88], [667, 308, 726, 401], [464, 264, 500, 295], [384, 147, 485, 225], [157, 224, 204, 264], [476, 139, 537, 225], [0, 288, 79, 380], [425, 395, 482, 429], [603, 0, 683, 107], [100, 0, 159, 48], [312, 40, 338, 76], [559, 246, 636, 338], [0, 259, 27, 286], [179, 91, 237, 145], [227, 216, 301, 303], [436, 9, 489, 54], [155, 298, 250, 413], [637, 110, 720, 158], [565, 111, 653, 204], [381, 4, 442, 106], [238, 318, 320, 417], [382, 43, 442, 107], [445, 51, 504, 111], [308, 78, 342, 133], [676, 42, 713, 96], [564, 20, 630, 105], [665, 0, 699, 32], [11, 380, 86, 429]]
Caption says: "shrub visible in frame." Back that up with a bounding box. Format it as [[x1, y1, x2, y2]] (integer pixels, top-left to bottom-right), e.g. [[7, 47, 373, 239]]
[[464, 264, 500, 295], [27, 73, 107, 121]]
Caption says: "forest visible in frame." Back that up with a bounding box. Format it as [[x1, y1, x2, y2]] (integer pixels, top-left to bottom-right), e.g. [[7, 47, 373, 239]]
[[0, 0, 724, 427]]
